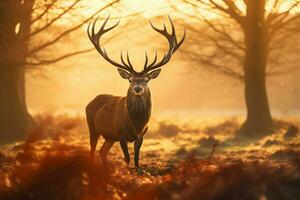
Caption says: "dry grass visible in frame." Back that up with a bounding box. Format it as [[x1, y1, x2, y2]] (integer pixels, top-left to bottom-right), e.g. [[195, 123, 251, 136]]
[[0, 115, 300, 200]]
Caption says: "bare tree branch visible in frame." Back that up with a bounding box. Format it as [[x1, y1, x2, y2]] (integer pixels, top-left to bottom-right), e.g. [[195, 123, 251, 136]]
[[179, 0, 245, 51], [30, 0, 59, 25], [181, 48, 244, 80], [27, 0, 121, 55], [201, 17, 245, 51], [268, 1, 300, 37], [26, 10, 141, 67], [187, 24, 244, 64], [270, 14, 300, 36], [29, 0, 81, 37], [208, 0, 245, 26], [26, 48, 94, 66]]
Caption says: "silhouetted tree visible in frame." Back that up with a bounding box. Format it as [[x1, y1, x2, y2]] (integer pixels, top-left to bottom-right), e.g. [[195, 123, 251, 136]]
[[0, 0, 120, 144], [174, 0, 300, 138]]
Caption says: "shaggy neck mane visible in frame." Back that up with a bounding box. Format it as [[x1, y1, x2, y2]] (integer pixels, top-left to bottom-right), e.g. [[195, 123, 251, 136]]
[[126, 92, 152, 134]]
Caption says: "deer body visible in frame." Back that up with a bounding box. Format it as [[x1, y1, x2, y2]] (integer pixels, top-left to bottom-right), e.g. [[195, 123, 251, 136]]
[[86, 16, 185, 168], [87, 93, 151, 142]]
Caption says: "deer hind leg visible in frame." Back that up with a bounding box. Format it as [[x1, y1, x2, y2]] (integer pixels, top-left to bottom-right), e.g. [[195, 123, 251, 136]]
[[99, 140, 114, 165], [86, 116, 99, 164], [89, 131, 100, 164]]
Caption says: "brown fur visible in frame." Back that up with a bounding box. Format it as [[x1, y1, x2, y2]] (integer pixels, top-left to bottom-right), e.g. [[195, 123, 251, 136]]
[[86, 86, 152, 166], [86, 93, 151, 142]]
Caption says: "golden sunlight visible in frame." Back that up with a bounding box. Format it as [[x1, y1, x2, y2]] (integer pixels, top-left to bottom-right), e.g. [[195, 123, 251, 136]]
[[1, 0, 300, 199]]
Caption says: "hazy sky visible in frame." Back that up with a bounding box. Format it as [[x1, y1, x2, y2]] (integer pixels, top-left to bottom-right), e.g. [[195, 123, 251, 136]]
[[26, 0, 300, 117]]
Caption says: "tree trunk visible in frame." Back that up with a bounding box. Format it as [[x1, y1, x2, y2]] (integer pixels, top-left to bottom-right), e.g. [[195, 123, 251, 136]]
[[238, 0, 273, 138], [0, 0, 34, 145], [0, 69, 32, 144]]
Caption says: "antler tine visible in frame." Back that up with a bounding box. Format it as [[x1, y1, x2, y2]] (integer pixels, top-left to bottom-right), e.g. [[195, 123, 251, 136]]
[[126, 51, 134, 70], [143, 51, 148, 70], [143, 16, 185, 73], [100, 15, 120, 34], [87, 15, 133, 72], [91, 16, 100, 43], [146, 51, 158, 69], [168, 15, 177, 43], [99, 15, 109, 32], [144, 51, 158, 70], [120, 51, 127, 67], [174, 27, 186, 52], [167, 15, 186, 52], [149, 18, 175, 47]]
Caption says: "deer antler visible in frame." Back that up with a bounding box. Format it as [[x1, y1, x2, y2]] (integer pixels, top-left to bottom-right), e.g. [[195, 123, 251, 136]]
[[87, 15, 134, 72], [143, 16, 186, 73], [88, 15, 185, 73]]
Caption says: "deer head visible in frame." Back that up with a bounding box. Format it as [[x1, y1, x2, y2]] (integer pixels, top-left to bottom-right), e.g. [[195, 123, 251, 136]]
[[87, 15, 185, 97]]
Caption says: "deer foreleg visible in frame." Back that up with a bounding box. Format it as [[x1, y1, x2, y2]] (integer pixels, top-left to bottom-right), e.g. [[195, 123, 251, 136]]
[[120, 135, 130, 164], [134, 136, 143, 168]]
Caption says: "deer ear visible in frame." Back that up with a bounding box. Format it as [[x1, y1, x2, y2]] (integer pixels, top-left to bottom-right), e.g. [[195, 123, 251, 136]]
[[148, 69, 161, 79], [117, 68, 131, 79]]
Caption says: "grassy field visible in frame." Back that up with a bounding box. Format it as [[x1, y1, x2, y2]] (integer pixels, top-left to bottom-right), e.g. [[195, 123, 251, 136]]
[[0, 114, 299, 200]]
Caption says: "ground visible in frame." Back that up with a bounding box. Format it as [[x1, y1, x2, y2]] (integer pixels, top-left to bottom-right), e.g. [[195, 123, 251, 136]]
[[0, 114, 300, 200]]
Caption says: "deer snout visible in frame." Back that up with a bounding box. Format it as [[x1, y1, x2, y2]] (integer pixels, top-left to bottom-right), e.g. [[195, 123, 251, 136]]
[[133, 85, 144, 95]]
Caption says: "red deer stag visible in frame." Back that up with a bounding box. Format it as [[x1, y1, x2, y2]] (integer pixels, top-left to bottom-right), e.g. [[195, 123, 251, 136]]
[[86, 16, 185, 168]]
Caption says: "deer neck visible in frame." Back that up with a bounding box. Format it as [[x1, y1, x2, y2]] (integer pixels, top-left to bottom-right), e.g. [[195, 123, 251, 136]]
[[126, 91, 152, 134]]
